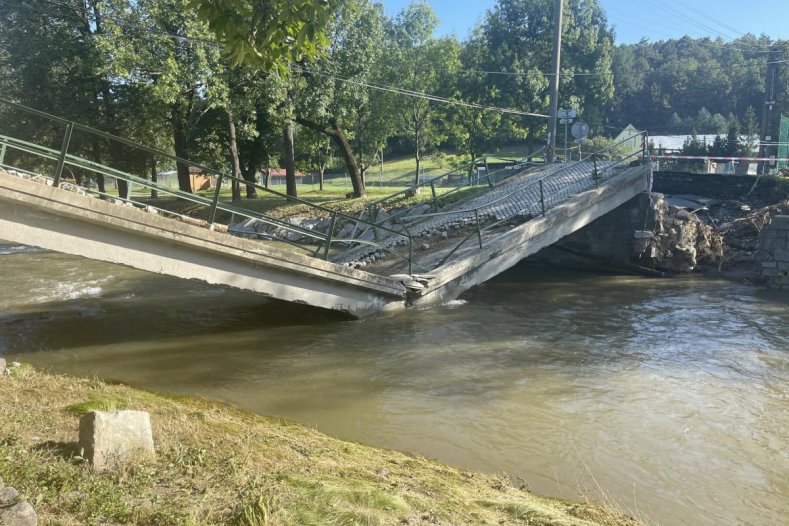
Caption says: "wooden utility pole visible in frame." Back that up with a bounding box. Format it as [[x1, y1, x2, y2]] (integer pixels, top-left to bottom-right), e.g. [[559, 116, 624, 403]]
[[547, 0, 564, 163], [758, 46, 783, 175]]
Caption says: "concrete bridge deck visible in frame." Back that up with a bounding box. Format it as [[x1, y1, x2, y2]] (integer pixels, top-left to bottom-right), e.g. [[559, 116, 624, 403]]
[[0, 161, 650, 317], [0, 170, 408, 318]]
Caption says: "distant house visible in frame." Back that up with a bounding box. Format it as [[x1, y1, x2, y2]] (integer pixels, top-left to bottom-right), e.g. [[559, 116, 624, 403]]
[[154, 167, 212, 191], [266, 168, 303, 185], [614, 124, 643, 155]]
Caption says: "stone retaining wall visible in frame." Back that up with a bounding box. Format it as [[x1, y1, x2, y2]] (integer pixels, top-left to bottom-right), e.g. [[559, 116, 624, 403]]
[[760, 216, 789, 290]]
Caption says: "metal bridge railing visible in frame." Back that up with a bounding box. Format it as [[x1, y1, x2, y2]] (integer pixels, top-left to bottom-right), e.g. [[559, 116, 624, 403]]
[[396, 132, 649, 269], [0, 98, 417, 273], [359, 146, 547, 235]]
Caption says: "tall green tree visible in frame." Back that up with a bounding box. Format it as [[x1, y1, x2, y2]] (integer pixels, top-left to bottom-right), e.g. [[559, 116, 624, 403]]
[[294, 0, 396, 197], [390, 1, 460, 185], [474, 0, 614, 149], [138, 0, 225, 193]]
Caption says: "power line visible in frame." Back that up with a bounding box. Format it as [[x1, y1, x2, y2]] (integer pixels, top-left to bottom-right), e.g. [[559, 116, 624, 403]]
[[663, 0, 746, 41], [292, 65, 549, 119]]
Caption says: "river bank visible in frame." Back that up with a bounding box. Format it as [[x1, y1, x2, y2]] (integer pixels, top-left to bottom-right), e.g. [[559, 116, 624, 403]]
[[0, 365, 641, 526]]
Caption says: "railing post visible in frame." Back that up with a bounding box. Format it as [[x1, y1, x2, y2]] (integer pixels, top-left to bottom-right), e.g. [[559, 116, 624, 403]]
[[208, 172, 224, 225], [485, 157, 493, 187], [474, 209, 483, 248], [0, 143, 6, 165], [52, 122, 74, 187], [408, 236, 413, 275], [539, 179, 545, 215], [592, 155, 599, 188], [323, 211, 338, 260], [642, 132, 649, 164]]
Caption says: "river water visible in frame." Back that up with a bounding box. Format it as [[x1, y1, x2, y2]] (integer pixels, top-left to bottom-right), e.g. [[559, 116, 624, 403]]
[[1, 244, 787, 526]]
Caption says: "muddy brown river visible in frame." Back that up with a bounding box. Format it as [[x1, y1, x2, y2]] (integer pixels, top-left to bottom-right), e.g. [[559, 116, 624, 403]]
[[1, 244, 787, 526]]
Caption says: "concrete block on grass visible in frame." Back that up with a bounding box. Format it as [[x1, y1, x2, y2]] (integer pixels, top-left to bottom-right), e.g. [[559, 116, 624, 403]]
[[79, 410, 155, 471]]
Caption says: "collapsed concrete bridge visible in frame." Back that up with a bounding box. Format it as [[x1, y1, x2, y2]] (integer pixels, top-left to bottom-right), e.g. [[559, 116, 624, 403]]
[[0, 99, 651, 317], [0, 162, 650, 317]]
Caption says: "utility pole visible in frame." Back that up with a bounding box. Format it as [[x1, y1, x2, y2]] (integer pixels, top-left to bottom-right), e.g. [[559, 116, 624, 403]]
[[758, 45, 783, 175], [547, 0, 563, 163]]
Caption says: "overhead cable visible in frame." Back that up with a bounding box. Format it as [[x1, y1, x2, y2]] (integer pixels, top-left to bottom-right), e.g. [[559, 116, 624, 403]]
[[292, 65, 549, 119]]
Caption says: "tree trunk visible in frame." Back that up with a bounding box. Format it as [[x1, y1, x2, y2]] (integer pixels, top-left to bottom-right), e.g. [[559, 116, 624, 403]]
[[92, 2, 128, 200], [413, 129, 421, 187], [318, 163, 325, 191], [239, 137, 262, 199], [283, 123, 297, 198], [228, 111, 242, 202], [333, 123, 365, 197], [172, 108, 193, 193], [296, 117, 365, 197], [240, 165, 258, 198], [149, 156, 158, 199], [263, 167, 271, 188]]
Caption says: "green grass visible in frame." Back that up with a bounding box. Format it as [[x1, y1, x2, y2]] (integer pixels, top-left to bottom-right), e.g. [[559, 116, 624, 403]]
[[116, 144, 543, 223], [0, 366, 644, 526]]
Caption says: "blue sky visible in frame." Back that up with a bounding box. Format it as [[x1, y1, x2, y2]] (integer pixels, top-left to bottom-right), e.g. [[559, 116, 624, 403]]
[[381, 0, 789, 44]]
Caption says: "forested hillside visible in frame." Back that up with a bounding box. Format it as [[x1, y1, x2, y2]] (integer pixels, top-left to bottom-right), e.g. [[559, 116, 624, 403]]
[[0, 0, 786, 198]]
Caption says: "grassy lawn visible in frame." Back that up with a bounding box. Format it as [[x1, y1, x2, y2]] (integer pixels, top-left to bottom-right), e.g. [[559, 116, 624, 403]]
[[0, 365, 643, 526], [115, 144, 541, 223]]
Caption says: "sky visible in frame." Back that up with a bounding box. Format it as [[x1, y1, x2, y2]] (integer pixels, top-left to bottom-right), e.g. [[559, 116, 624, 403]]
[[381, 0, 789, 45]]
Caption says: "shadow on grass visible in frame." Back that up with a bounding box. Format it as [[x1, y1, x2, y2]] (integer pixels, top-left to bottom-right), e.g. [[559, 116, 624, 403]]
[[32, 440, 83, 462]]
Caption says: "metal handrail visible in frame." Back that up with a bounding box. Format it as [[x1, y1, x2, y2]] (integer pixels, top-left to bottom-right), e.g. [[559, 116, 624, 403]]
[[367, 145, 547, 213], [0, 99, 418, 272], [397, 132, 649, 269], [361, 147, 547, 235]]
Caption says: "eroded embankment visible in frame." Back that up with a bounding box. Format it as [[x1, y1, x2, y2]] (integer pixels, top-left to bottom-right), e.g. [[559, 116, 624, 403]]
[[0, 365, 642, 526], [641, 194, 789, 281]]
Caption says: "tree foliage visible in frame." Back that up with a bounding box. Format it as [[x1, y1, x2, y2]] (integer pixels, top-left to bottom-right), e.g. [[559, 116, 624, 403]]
[[189, 0, 346, 70]]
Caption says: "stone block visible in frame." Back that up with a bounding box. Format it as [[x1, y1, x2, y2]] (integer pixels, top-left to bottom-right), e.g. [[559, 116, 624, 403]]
[[0, 501, 37, 526], [79, 410, 155, 471], [762, 261, 778, 269]]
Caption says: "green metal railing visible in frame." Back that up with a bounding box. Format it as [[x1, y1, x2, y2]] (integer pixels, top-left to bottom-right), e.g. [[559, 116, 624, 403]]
[[0, 98, 417, 272], [397, 132, 649, 269], [360, 146, 547, 235]]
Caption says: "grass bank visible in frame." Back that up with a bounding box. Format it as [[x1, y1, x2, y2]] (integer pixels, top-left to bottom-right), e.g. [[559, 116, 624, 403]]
[[0, 366, 641, 526]]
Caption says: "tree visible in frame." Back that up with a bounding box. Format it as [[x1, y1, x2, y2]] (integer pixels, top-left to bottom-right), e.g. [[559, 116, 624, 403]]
[[294, 0, 396, 197], [390, 1, 459, 185], [474, 0, 614, 151], [0, 0, 157, 197], [445, 37, 503, 168], [190, 0, 346, 70], [610, 35, 770, 131], [680, 133, 708, 172], [139, 0, 225, 193]]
